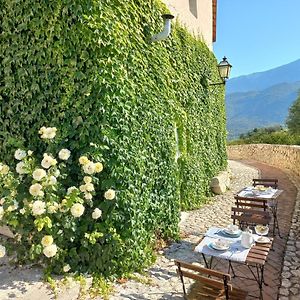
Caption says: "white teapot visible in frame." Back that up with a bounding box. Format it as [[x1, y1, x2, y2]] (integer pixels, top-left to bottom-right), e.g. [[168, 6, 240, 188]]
[[241, 227, 254, 248]]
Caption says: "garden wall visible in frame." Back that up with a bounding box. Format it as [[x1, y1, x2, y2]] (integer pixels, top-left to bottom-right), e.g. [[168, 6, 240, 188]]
[[227, 144, 300, 179]]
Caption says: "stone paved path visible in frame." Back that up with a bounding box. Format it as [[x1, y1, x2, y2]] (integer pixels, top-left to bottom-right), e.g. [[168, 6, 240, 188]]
[[240, 160, 300, 300], [0, 160, 299, 299]]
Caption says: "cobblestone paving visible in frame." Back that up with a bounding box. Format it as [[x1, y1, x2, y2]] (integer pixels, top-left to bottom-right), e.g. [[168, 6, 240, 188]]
[[278, 174, 300, 300]]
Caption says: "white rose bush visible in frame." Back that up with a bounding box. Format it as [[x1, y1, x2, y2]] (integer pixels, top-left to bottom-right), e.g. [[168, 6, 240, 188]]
[[0, 127, 117, 275]]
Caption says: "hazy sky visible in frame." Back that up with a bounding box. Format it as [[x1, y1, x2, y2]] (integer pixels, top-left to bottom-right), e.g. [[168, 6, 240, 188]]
[[213, 0, 300, 78]]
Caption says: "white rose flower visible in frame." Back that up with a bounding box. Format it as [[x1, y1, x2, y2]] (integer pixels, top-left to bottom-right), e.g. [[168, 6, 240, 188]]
[[48, 176, 57, 185], [63, 264, 71, 272], [27, 150, 33, 156], [83, 176, 92, 184], [41, 235, 54, 247], [29, 183, 44, 197], [84, 193, 93, 200], [0, 245, 6, 258], [104, 189, 116, 200], [43, 244, 57, 258], [39, 127, 57, 139], [79, 156, 89, 165], [67, 186, 77, 195], [16, 162, 27, 174], [58, 149, 71, 160], [83, 162, 95, 175], [31, 200, 46, 216], [41, 154, 57, 169], [92, 208, 102, 220], [32, 169, 47, 181], [0, 206, 4, 220], [85, 183, 94, 192], [79, 185, 87, 192], [94, 162, 103, 173], [0, 198, 5, 205], [14, 149, 27, 160], [19, 208, 26, 214], [70, 203, 85, 218]]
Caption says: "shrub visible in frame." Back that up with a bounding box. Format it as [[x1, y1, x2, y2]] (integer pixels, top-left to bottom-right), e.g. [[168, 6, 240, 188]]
[[0, 127, 119, 275]]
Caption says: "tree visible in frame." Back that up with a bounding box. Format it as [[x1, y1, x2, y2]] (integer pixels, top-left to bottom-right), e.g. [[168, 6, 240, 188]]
[[287, 92, 300, 134]]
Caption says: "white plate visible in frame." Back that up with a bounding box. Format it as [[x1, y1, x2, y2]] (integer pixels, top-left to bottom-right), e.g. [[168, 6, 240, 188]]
[[209, 242, 230, 251], [255, 236, 270, 244], [223, 228, 241, 236]]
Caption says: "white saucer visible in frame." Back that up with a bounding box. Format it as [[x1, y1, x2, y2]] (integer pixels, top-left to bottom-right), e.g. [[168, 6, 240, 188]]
[[223, 228, 241, 236], [209, 242, 230, 251], [256, 236, 270, 244]]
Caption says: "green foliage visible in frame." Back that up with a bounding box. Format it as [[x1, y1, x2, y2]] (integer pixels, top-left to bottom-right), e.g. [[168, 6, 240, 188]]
[[287, 91, 300, 134], [228, 126, 300, 145], [0, 0, 227, 277]]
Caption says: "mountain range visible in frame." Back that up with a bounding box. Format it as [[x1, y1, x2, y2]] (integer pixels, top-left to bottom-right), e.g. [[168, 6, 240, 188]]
[[226, 59, 300, 140]]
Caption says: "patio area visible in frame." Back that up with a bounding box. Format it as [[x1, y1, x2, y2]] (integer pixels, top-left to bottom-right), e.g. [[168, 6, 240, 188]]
[[0, 159, 299, 299]]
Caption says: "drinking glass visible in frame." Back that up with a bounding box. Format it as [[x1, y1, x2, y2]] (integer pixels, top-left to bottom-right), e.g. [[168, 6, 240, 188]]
[[255, 225, 269, 241]]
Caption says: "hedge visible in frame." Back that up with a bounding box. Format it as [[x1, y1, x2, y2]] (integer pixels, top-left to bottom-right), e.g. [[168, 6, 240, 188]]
[[0, 0, 227, 276]]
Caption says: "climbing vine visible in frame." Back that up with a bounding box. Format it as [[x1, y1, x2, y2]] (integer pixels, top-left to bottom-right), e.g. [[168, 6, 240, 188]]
[[0, 0, 227, 276]]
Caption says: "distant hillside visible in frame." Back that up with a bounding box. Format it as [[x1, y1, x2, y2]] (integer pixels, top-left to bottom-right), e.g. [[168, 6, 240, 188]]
[[226, 81, 300, 140], [226, 58, 300, 140], [226, 59, 300, 94]]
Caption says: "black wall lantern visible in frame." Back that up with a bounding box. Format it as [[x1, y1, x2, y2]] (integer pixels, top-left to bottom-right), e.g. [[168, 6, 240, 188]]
[[210, 57, 232, 85]]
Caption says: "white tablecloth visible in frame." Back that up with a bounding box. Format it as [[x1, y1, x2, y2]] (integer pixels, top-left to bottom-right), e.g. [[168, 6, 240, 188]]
[[238, 187, 278, 199], [194, 227, 260, 263]]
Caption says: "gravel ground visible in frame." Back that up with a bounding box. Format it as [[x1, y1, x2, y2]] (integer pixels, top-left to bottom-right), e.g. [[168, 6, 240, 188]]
[[0, 160, 259, 300]]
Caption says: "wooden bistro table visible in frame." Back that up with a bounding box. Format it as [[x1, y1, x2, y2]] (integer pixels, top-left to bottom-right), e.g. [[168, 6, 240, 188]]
[[194, 227, 273, 300], [236, 186, 283, 236]]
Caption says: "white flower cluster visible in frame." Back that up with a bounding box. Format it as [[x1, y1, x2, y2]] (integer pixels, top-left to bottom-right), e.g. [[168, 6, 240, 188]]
[[0, 127, 118, 264], [39, 127, 57, 139], [79, 156, 103, 175], [41, 235, 57, 258]]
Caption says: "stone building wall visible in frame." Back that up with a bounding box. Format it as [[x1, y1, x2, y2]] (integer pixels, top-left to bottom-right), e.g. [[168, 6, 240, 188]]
[[227, 144, 300, 179], [162, 0, 214, 49]]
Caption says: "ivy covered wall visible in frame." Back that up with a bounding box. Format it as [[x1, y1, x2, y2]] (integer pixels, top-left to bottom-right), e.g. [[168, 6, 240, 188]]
[[0, 0, 227, 275]]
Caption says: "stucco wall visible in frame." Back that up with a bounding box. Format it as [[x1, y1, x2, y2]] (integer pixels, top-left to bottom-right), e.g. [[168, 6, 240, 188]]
[[162, 0, 213, 49], [227, 144, 300, 179]]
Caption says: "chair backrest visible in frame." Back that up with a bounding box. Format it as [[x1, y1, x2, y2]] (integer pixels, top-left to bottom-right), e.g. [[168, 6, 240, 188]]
[[234, 195, 268, 211], [175, 260, 232, 299], [253, 178, 278, 189], [231, 197, 271, 228]]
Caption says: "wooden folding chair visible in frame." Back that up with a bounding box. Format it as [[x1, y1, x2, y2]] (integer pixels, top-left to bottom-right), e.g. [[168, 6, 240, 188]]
[[175, 260, 248, 300], [252, 178, 278, 189], [231, 197, 272, 230]]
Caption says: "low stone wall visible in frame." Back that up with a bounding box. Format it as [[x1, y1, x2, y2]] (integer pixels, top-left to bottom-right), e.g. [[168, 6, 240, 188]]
[[227, 144, 300, 179]]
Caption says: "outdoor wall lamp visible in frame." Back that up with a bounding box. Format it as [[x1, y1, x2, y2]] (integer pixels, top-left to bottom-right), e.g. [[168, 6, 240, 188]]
[[151, 14, 174, 42], [210, 57, 232, 85]]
